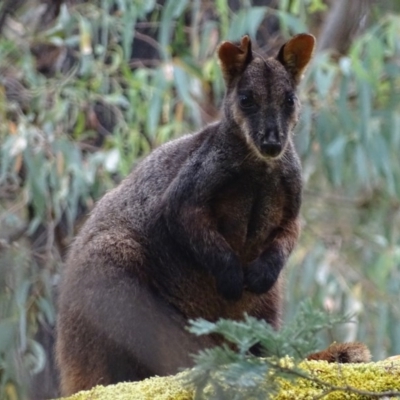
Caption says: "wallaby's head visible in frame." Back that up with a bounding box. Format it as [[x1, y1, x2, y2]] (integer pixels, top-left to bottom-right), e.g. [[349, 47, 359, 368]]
[[218, 34, 315, 159]]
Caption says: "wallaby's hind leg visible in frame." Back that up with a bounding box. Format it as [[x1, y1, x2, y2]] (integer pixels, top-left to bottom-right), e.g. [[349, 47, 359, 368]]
[[56, 249, 214, 396], [56, 317, 155, 395]]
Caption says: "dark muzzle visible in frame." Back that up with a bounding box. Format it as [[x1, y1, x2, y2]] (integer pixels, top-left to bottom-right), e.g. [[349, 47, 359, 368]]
[[260, 129, 282, 157]]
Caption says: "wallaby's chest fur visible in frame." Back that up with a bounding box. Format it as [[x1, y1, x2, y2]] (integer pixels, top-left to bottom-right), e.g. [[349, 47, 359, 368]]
[[211, 157, 297, 262], [56, 33, 315, 396]]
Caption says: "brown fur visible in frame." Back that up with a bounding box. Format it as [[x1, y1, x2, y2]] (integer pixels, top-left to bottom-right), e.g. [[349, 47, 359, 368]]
[[56, 34, 316, 395], [307, 342, 371, 363]]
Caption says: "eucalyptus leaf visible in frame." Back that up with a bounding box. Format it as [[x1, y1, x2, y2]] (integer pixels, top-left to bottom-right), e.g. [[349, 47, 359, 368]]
[[0, 318, 17, 354]]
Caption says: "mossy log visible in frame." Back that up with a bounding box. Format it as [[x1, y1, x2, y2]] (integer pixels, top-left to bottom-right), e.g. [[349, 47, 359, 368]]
[[58, 358, 400, 400]]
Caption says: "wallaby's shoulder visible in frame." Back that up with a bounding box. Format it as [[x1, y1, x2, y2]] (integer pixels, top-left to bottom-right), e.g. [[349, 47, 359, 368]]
[[131, 121, 221, 180], [72, 123, 220, 240]]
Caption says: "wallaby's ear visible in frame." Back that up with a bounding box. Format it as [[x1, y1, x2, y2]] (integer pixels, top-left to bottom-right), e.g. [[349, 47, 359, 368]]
[[218, 35, 253, 85], [277, 33, 316, 85]]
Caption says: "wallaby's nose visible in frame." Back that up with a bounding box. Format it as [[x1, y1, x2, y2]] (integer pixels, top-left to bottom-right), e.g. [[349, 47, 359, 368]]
[[261, 130, 282, 157]]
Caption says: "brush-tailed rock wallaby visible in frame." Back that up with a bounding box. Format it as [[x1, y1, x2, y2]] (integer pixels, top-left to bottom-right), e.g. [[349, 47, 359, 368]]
[[56, 33, 370, 396]]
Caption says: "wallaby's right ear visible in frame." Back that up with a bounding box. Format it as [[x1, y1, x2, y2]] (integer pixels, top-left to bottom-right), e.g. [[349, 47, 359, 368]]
[[277, 33, 316, 85], [218, 36, 253, 85]]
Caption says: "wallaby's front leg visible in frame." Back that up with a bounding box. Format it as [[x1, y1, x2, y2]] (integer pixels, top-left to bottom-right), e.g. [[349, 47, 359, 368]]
[[245, 218, 300, 294], [162, 154, 244, 301]]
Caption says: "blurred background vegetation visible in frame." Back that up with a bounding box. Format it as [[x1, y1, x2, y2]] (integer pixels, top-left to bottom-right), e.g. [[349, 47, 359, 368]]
[[0, 0, 399, 398]]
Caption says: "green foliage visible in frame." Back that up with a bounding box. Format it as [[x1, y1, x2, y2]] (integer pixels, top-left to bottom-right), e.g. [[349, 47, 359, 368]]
[[186, 301, 350, 399], [190, 301, 348, 361], [0, 1, 399, 398], [0, 246, 50, 399]]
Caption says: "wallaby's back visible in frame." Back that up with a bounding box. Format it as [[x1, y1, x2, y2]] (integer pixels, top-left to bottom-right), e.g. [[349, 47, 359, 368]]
[[56, 34, 316, 395]]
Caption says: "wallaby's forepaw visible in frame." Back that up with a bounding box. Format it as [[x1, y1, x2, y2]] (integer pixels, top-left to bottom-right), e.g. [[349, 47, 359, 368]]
[[244, 256, 283, 294], [307, 342, 371, 363]]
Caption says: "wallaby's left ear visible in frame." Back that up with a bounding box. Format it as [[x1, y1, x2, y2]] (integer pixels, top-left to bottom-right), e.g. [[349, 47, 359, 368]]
[[218, 35, 253, 86], [277, 33, 316, 85]]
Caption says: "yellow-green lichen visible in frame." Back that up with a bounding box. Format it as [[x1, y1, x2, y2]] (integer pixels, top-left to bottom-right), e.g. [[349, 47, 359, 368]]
[[275, 359, 400, 399], [60, 372, 193, 400], [59, 359, 400, 400]]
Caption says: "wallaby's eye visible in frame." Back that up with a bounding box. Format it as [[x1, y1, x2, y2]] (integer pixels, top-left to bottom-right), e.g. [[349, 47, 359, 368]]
[[238, 93, 256, 110], [286, 93, 295, 107]]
